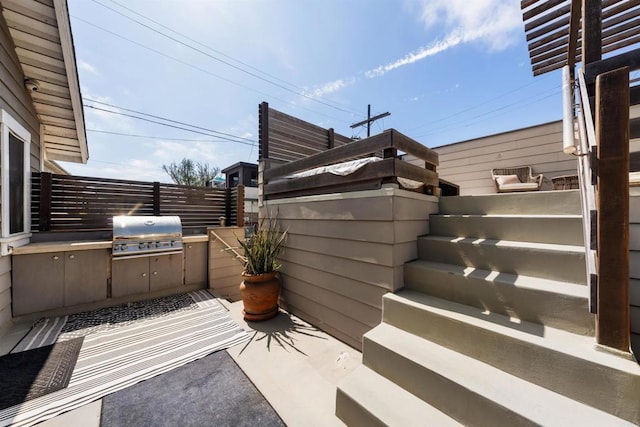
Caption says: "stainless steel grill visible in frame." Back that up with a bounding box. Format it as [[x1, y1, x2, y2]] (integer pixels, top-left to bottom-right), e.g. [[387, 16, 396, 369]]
[[112, 216, 183, 259]]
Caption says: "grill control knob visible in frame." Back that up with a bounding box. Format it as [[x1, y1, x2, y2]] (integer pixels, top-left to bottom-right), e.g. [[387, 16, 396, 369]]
[[121, 244, 128, 250], [156, 242, 162, 248], [139, 243, 147, 249]]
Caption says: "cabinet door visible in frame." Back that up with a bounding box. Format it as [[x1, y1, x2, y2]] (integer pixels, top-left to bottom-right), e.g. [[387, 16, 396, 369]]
[[12, 253, 64, 315], [149, 253, 183, 292], [64, 250, 109, 307], [111, 257, 149, 297], [184, 242, 207, 286]]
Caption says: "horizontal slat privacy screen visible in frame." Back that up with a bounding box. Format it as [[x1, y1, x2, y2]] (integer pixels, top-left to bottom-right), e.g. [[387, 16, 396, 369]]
[[32, 172, 241, 232]]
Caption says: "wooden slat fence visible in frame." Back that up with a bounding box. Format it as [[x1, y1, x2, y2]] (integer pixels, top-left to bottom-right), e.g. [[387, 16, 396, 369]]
[[31, 172, 243, 232], [259, 101, 354, 163]]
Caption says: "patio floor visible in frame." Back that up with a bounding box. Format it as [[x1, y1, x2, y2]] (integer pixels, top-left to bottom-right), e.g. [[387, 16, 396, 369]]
[[0, 299, 361, 426]]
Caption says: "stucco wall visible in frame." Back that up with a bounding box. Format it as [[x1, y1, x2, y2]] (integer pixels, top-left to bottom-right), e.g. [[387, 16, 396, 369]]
[[0, 13, 42, 333], [263, 188, 439, 350], [406, 121, 577, 195]]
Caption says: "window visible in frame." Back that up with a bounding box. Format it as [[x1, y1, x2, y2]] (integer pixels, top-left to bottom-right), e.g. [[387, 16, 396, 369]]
[[0, 109, 31, 255]]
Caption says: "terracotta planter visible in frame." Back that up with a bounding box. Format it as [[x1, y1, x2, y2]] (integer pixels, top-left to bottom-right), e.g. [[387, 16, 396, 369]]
[[239, 271, 280, 321]]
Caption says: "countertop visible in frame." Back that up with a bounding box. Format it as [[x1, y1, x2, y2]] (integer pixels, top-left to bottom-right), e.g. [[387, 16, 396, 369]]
[[12, 234, 209, 255]]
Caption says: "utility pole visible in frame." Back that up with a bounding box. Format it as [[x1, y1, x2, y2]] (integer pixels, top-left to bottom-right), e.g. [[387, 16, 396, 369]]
[[350, 104, 390, 137]]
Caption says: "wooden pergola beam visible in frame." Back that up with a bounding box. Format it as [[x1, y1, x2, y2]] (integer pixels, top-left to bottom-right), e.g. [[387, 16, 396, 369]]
[[582, 0, 602, 66], [567, 0, 582, 71], [585, 47, 640, 83]]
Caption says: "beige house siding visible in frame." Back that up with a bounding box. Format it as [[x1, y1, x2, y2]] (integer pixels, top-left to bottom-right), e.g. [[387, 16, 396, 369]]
[[0, 256, 11, 332], [407, 121, 577, 195], [208, 226, 245, 301], [263, 188, 438, 350], [630, 191, 640, 345], [0, 13, 41, 170], [0, 13, 42, 333]]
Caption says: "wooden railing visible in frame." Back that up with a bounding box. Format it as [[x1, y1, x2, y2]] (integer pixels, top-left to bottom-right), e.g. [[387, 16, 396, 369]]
[[262, 129, 439, 200], [571, 67, 598, 314], [31, 172, 244, 233]]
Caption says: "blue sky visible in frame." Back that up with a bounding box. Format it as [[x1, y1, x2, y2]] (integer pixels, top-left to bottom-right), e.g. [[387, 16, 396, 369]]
[[61, 0, 564, 183]]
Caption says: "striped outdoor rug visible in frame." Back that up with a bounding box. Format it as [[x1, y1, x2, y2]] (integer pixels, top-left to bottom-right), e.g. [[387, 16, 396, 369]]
[[0, 290, 248, 427]]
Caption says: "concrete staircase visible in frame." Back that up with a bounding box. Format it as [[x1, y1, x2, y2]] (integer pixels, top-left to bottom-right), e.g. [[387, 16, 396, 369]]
[[336, 190, 640, 426]]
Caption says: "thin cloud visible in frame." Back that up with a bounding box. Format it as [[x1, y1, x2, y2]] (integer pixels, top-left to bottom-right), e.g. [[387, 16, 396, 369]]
[[365, 32, 463, 78], [310, 0, 521, 95], [78, 59, 99, 75], [416, 0, 522, 51], [308, 77, 357, 98]]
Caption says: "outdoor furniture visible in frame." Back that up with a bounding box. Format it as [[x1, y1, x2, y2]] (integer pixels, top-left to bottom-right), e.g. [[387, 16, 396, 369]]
[[552, 174, 579, 190], [491, 166, 543, 193]]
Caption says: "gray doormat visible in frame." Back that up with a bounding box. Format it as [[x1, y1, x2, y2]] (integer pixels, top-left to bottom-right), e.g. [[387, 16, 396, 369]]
[[101, 350, 285, 427], [0, 337, 84, 410]]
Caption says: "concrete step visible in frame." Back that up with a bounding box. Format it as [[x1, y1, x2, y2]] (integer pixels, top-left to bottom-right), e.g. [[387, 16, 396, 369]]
[[382, 291, 640, 423], [430, 214, 584, 246], [363, 323, 636, 426], [417, 236, 586, 284], [403, 260, 593, 335], [439, 190, 581, 215], [335, 365, 462, 427]]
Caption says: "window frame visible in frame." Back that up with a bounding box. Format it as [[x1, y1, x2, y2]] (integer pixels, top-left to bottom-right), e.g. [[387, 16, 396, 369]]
[[0, 109, 32, 255]]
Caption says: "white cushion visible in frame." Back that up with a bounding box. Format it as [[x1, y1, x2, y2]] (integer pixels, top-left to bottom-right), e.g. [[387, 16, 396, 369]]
[[498, 182, 539, 191], [495, 174, 520, 186]]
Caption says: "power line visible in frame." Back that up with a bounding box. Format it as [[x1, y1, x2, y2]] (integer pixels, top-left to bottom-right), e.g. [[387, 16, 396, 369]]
[[350, 104, 390, 137], [71, 15, 355, 126], [89, 0, 361, 116], [86, 129, 245, 143], [84, 98, 255, 142], [415, 88, 561, 140], [414, 84, 561, 139], [406, 73, 557, 132], [84, 104, 256, 146], [105, 0, 352, 112]]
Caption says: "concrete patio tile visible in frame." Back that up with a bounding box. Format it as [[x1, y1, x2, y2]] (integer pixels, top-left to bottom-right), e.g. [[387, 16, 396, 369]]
[[0, 320, 32, 356], [38, 400, 102, 427], [0, 297, 361, 426], [222, 299, 362, 427]]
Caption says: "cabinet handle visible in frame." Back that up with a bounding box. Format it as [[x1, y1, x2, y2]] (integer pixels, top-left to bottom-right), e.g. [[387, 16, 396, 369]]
[[188, 245, 192, 249], [68, 254, 75, 260], [142, 272, 147, 277], [52, 255, 59, 260], [153, 271, 158, 275]]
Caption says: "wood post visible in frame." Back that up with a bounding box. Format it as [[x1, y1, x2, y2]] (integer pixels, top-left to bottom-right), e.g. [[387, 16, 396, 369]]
[[153, 182, 160, 216], [328, 128, 335, 149], [225, 187, 231, 227], [39, 172, 52, 232], [595, 67, 630, 351], [236, 185, 245, 227], [259, 102, 269, 160]]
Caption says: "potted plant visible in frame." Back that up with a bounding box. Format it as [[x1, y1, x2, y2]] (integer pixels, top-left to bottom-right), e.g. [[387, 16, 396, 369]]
[[237, 215, 287, 321]]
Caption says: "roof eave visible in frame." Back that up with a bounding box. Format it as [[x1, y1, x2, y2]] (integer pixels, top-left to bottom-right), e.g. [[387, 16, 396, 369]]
[[52, 0, 88, 164]]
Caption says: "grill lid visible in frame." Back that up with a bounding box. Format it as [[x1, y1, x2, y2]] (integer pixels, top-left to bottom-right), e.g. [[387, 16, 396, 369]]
[[113, 216, 182, 240], [112, 216, 183, 257]]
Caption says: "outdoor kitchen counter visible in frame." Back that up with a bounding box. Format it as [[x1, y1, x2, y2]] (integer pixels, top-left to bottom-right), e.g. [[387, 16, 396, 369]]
[[12, 235, 209, 255], [11, 235, 210, 317]]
